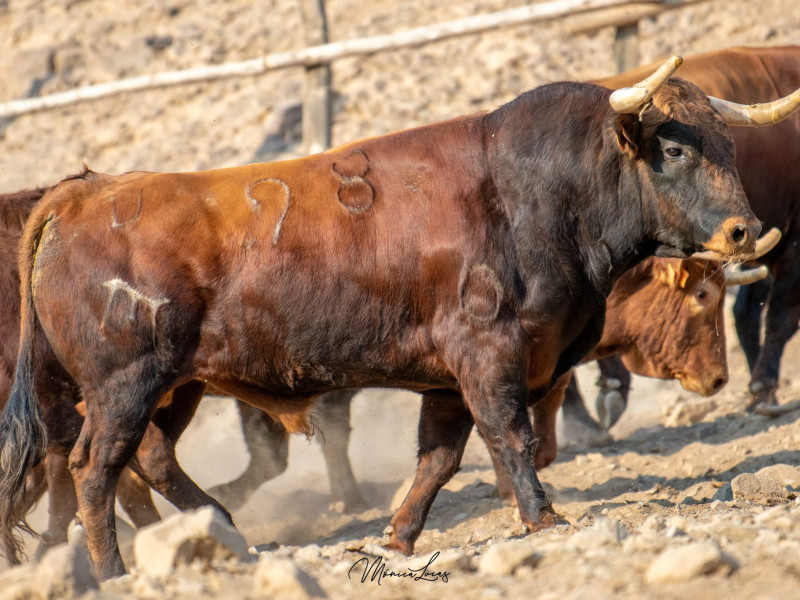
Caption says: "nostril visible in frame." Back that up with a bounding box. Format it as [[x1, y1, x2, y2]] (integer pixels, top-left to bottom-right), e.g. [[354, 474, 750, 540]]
[[731, 225, 748, 246], [713, 378, 727, 393]]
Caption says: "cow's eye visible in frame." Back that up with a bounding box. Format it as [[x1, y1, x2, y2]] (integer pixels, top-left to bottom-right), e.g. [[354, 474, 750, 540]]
[[696, 290, 707, 301], [665, 147, 682, 158]]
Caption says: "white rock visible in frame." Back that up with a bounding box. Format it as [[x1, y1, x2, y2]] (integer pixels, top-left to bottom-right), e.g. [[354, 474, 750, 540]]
[[645, 541, 735, 583], [567, 518, 627, 551], [133, 506, 250, 578], [253, 555, 326, 599], [478, 541, 541, 576], [38, 543, 99, 598]]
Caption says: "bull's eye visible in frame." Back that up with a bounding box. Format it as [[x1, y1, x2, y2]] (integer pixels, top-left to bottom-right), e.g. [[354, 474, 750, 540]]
[[696, 290, 707, 301], [665, 147, 682, 158]]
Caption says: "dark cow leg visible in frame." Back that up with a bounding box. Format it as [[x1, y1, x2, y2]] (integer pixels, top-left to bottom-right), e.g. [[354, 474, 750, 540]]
[[126, 420, 233, 526], [114, 381, 208, 527], [115, 470, 160, 529], [531, 372, 571, 470], [594, 355, 631, 430], [385, 392, 474, 555], [207, 401, 289, 511], [733, 276, 769, 373], [560, 375, 613, 447], [749, 252, 800, 409], [34, 453, 78, 560], [462, 366, 565, 537], [488, 374, 572, 508], [68, 384, 168, 581], [314, 390, 366, 512]]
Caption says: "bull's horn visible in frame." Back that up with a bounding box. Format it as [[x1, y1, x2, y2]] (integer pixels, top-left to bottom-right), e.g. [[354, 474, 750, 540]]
[[691, 227, 782, 262], [726, 265, 769, 287], [710, 87, 800, 127], [609, 55, 684, 114]]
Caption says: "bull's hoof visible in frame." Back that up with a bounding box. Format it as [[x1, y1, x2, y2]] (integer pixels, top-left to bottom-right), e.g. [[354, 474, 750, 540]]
[[207, 481, 253, 512], [596, 386, 626, 430], [562, 414, 613, 449], [383, 538, 414, 556], [747, 380, 777, 412], [524, 506, 570, 533], [330, 494, 369, 514]]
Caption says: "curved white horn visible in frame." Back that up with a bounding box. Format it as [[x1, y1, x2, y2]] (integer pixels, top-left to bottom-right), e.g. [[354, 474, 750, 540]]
[[609, 55, 684, 114], [710, 87, 800, 127], [726, 265, 769, 286], [691, 227, 781, 262]]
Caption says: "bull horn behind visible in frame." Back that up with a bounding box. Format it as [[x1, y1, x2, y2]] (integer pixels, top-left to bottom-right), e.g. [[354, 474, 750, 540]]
[[726, 265, 769, 287], [710, 87, 800, 127], [608, 55, 684, 114], [691, 227, 782, 262]]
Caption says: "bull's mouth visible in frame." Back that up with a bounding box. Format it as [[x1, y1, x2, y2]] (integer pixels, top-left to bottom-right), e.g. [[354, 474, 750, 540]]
[[691, 227, 781, 263]]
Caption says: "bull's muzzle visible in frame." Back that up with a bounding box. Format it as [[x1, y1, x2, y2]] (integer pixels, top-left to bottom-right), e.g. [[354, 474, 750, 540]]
[[702, 217, 761, 259]]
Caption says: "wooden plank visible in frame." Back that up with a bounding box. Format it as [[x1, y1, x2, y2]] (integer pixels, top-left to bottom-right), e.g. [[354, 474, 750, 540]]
[[0, 0, 705, 119], [299, 0, 332, 153], [614, 23, 640, 73]]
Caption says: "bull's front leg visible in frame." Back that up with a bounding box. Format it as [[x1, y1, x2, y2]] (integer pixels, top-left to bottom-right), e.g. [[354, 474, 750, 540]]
[[463, 372, 567, 535], [385, 391, 474, 555], [748, 250, 800, 409]]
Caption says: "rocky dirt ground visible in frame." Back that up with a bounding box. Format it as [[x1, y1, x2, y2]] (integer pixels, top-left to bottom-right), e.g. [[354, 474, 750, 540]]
[[2, 0, 800, 599]]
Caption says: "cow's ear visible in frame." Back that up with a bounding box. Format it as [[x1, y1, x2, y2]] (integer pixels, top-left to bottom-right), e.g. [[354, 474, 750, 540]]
[[655, 262, 690, 288], [614, 113, 640, 158]]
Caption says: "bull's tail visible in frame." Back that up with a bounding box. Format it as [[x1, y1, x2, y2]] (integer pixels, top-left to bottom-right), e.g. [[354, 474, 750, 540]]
[[0, 211, 52, 565]]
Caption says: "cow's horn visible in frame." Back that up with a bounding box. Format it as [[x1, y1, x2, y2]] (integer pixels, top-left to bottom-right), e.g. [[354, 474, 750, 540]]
[[691, 227, 782, 262], [609, 55, 684, 114], [726, 265, 769, 287], [709, 87, 800, 127]]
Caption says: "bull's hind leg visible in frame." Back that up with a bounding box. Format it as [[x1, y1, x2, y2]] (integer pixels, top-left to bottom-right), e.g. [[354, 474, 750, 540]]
[[127, 417, 233, 525], [68, 383, 168, 581], [315, 390, 366, 512], [207, 401, 289, 511], [386, 391, 474, 555], [34, 453, 79, 559]]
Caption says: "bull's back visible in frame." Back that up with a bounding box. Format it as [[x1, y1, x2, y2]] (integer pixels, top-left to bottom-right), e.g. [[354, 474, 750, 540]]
[[30, 117, 496, 393]]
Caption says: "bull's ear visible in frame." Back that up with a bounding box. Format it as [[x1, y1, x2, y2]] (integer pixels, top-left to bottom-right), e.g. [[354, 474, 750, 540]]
[[614, 113, 640, 158]]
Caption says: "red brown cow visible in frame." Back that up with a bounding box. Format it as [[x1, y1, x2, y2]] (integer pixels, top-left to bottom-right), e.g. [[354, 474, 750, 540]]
[[593, 45, 800, 415], [1, 57, 787, 580]]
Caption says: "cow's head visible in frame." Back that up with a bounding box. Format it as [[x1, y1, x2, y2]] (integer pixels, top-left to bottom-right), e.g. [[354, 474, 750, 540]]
[[611, 258, 766, 396], [606, 56, 800, 261]]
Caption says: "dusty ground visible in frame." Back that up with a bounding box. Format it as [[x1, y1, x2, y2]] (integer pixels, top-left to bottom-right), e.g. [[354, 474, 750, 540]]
[[3, 0, 800, 598]]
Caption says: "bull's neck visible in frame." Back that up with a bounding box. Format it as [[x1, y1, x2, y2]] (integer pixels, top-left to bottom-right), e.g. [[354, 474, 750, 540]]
[[482, 83, 651, 300]]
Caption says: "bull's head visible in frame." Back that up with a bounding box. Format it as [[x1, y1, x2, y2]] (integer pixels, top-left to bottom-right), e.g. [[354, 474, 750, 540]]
[[607, 56, 800, 261], [615, 258, 767, 396]]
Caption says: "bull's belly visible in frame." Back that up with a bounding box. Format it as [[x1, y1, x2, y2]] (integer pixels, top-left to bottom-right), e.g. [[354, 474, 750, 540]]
[[193, 343, 459, 401]]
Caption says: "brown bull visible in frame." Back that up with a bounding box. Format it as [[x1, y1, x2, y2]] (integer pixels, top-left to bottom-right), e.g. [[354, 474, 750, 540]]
[[212, 256, 766, 510], [0, 187, 231, 565], [2, 57, 788, 580], [595, 45, 800, 413]]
